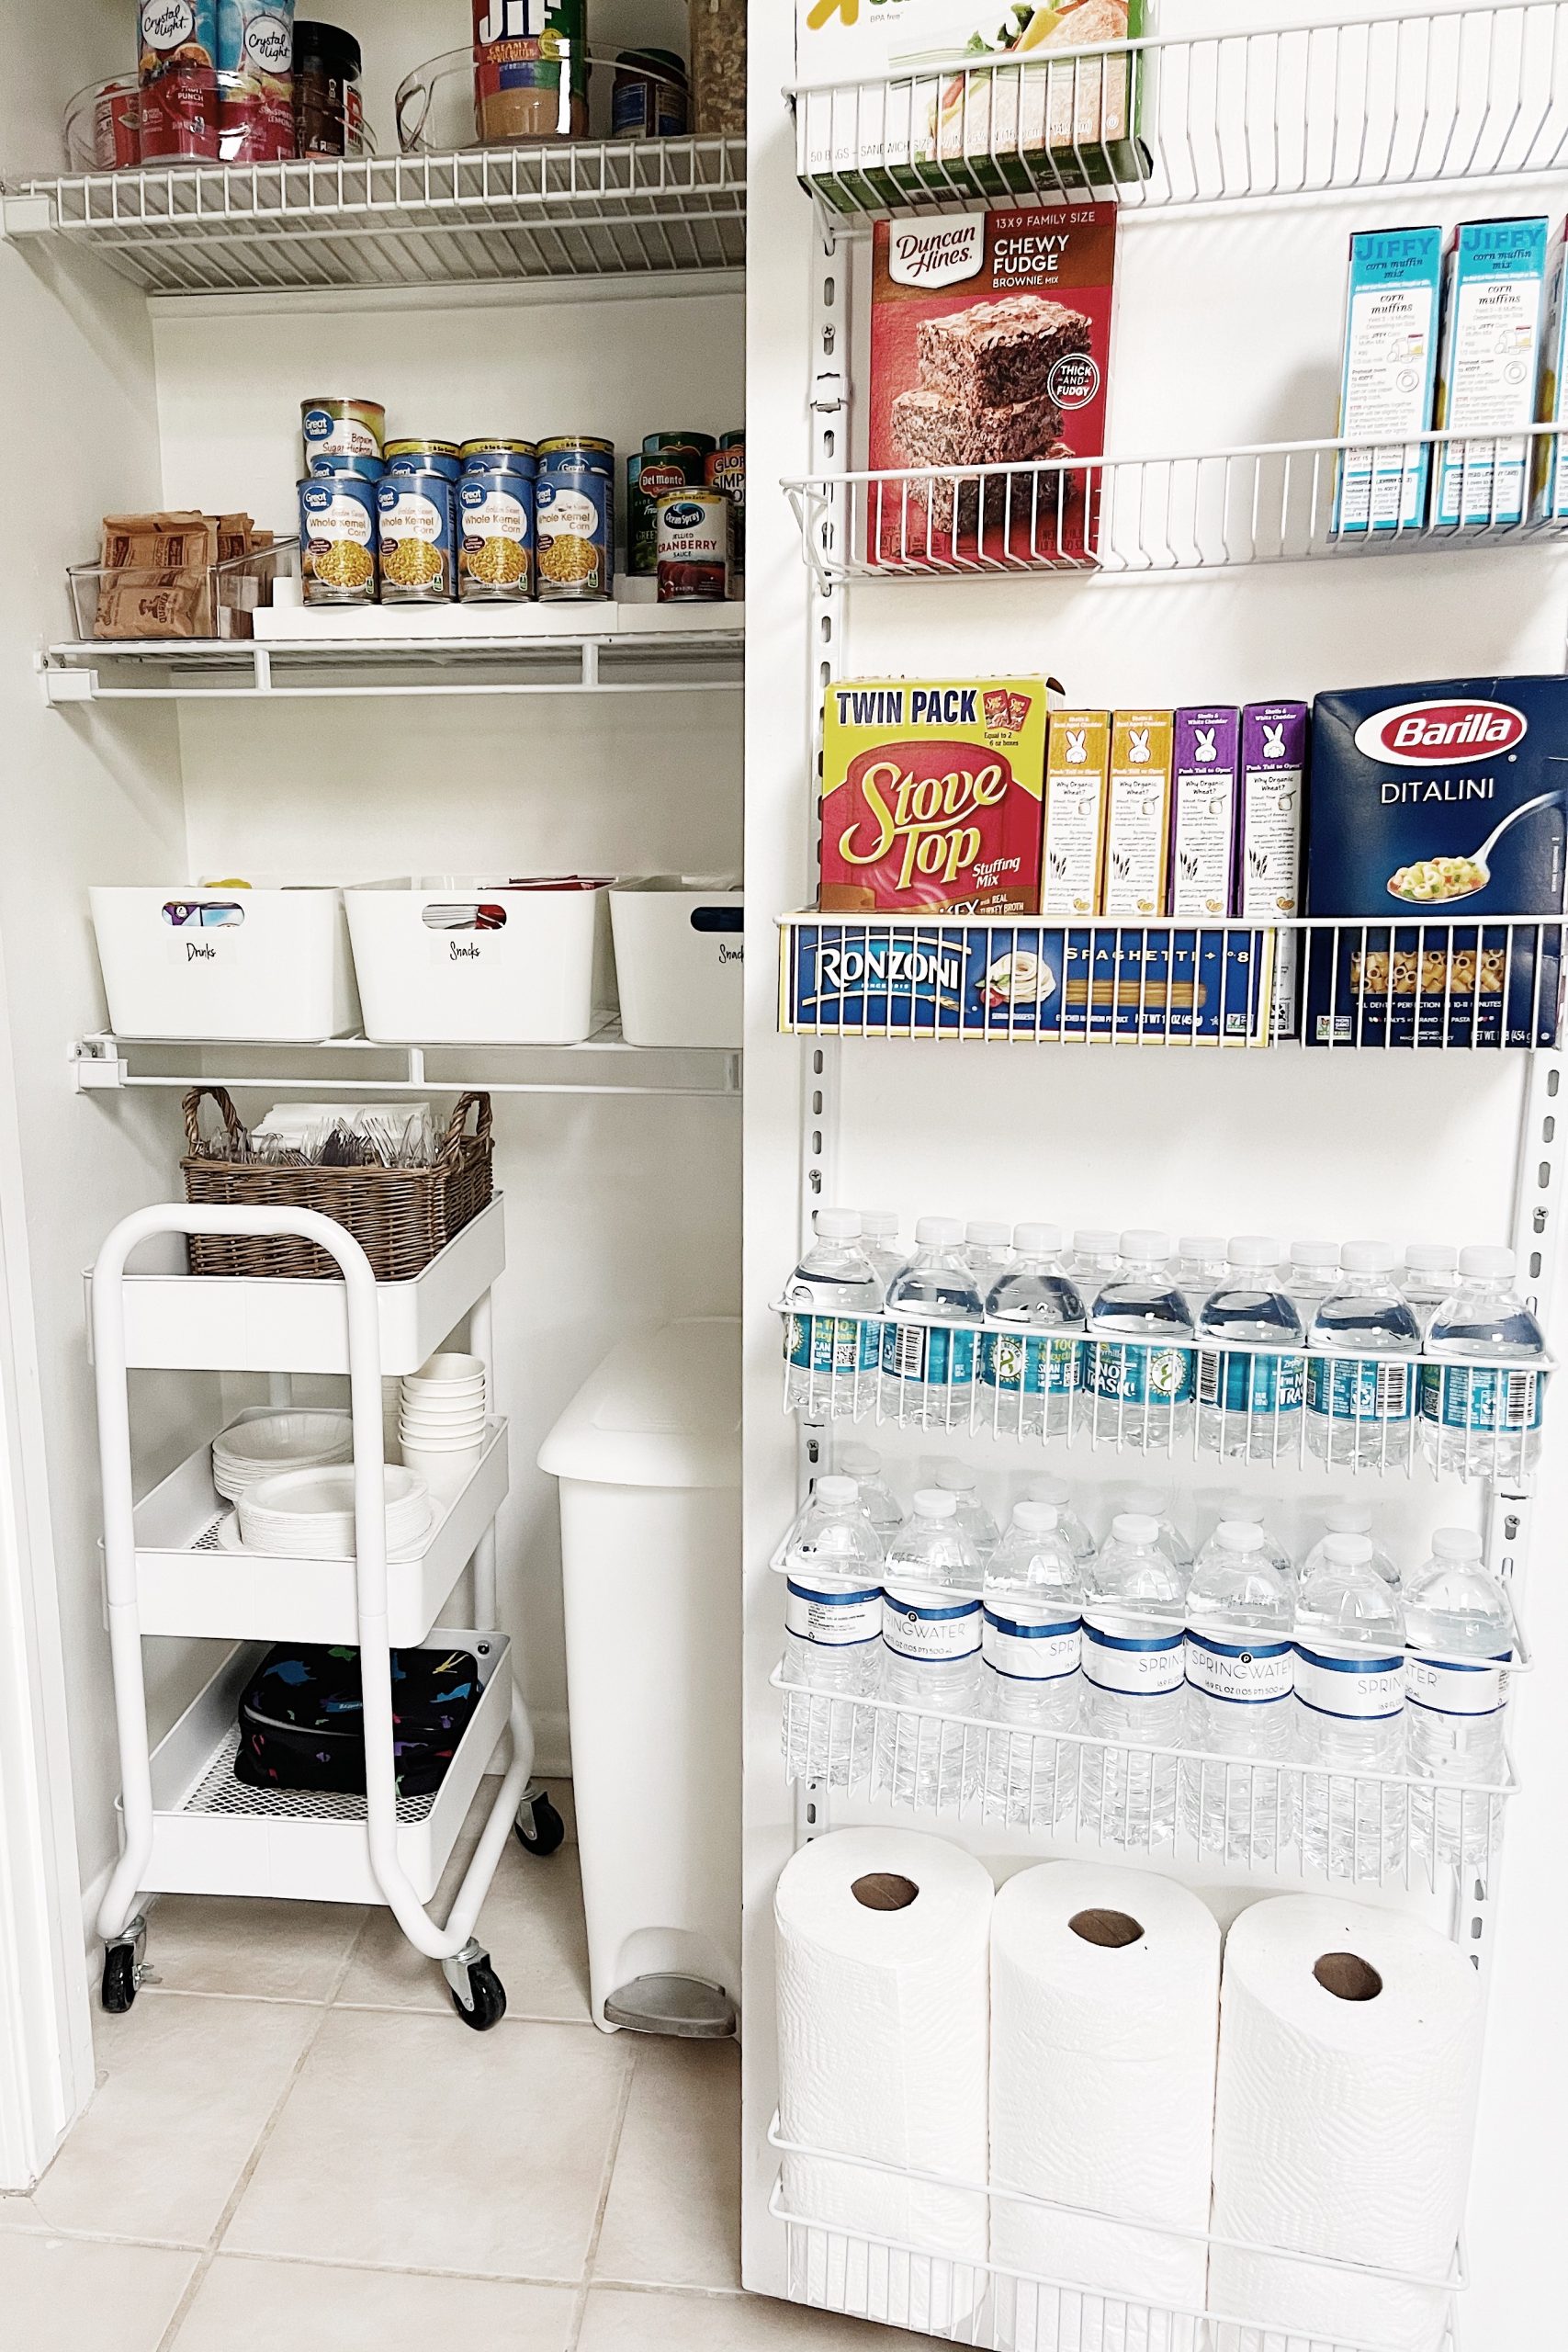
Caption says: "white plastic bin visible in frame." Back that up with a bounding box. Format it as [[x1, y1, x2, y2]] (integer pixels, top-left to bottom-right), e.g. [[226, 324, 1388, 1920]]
[[537, 1316, 741, 2036], [609, 878, 743, 1048], [89, 885, 358, 1041], [345, 877, 615, 1046]]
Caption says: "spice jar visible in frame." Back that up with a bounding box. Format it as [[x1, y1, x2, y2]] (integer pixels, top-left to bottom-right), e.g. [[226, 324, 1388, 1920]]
[[293, 19, 363, 158], [686, 0, 745, 137]]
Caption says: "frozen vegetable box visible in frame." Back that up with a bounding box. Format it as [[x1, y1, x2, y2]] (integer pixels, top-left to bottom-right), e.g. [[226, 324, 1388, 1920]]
[[1303, 673, 1567, 1046]]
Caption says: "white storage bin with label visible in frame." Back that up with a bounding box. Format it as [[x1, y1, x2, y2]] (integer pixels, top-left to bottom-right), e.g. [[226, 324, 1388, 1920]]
[[89, 886, 358, 1041], [610, 878, 744, 1049], [345, 878, 616, 1046]]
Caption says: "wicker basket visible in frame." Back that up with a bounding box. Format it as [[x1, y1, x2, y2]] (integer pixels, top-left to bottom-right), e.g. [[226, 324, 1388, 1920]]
[[180, 1088, 494, 1282]]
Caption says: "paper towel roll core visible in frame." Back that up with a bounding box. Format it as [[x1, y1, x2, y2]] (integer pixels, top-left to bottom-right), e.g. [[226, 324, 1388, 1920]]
[[1069, 1905, 1145, 1949], [852, 1871, 919, 1910]]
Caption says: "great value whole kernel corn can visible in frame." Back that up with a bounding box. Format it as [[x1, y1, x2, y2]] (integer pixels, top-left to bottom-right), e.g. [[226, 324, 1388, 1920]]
[[299, 473, 378, 605], [656, 488, 731, 602], [536, 441, 613, 600], [385, 439, 463, 483], [458, 469, 535, 601], [461, 439, 537, 477], [377, 471, 456, 602]]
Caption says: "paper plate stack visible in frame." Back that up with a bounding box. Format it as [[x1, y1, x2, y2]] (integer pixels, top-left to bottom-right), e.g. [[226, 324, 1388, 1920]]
[[212, 1409, 354, 1502], [231, 1464, 434, 1562]]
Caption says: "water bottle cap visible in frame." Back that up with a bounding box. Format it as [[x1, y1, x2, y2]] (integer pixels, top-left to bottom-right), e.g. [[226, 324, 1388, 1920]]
[[1340, 1239, 1399, 1274], [1404, 1242, 1457, 1272], [1120, 1227, 1172, 1261], [1290, 1238, 1339, 1269], [1431, 1527, 1483, 1560], [1325, 1502, 1372, 1534], [912, 1488, 958, 1520], [1215, 1520, 1265, 1552], [860, 1209, 898, 1239], [935, 1461, 976, 1493], [915, 1216, 963, 1247], [1012, 1501, 1059, 1535], [965, 1219, 1010, 1247], [1111, 1512, 1160, 1546], [814, 1206, 861, 1239], [1013, 1220, 1063, 1254], [1458, 1244, 1515, 1280], [1178, 1234, 1226, 1260], [1322, 1532, 1375, 1567], [1125, 1485, 1169, 1516], [1226, 1234, 1284, 1269], [815, 1476, 858, 1508], [1218, 1493, 1263, 1523], [1024, 1476, 1068, 1507], [1074, 1227, 1120, 1254], [837, 1444, 880, 1477]]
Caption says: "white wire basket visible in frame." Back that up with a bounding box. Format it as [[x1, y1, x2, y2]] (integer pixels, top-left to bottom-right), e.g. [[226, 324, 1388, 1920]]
[[790, 0, 1568, 219]]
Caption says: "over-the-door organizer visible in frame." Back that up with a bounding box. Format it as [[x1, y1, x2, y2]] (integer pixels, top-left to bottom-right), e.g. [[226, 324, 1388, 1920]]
[[762, 5, 1568, 2348]]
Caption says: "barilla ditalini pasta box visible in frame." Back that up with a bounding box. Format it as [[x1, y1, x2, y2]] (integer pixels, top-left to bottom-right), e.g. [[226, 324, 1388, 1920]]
[[1303, 674, 1567, 1047], [819, 677, 1058, 914]]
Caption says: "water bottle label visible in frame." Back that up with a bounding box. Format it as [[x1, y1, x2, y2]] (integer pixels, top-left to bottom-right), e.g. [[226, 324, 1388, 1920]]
[[1417, 1363, 1544, 1435], [881, 1590, 982, 1663], [880, 1318, 976, 1394], [1293, 1645, 1404, 1721], [784, 1578, 883, 1648], [1305, 1356, 1414, 1425], [1081, 1619, 1185, 1697], [1196, 1349, 1304, 1417], [1084, 1341, 1197, 1408], [786, 1312, 881, 1378], [1185, 1633, 1293, 1704], [1405, 1651, 1511, 1719], [983, 1609, 1081, 1682], [980, 1330, 1079, 1399]]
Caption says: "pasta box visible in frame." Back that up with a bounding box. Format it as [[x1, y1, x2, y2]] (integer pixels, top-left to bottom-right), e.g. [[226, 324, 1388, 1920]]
[[1303, 674, 1568, 1046]]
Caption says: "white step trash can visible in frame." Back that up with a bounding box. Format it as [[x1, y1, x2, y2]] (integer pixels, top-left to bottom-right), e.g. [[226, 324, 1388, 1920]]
[[537, 1315, 740, 2036]]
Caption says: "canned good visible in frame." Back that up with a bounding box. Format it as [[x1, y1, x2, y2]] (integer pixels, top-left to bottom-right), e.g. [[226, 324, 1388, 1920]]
[[536, 451, 613, 601], [308, 451, 386, 482], [706, 438, 745, 582], [537, 435, 615, 476], [612, 48, 689, 139], [643, 431, 716, 459], [473, 0, 587, 144], [298, 474, 378, 605], [627, 449, 702, 577], [457, 469, 536, 601], [657, 488, 731, 602], [88, 75, 141, 170], [301, 398, 386, 465], [385, 439, 463, 484], [461, 439, 538, 477], [378, 472, 456, 602]]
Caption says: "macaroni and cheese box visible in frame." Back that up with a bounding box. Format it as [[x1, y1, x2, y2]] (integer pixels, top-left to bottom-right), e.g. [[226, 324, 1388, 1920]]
[[1303, 674, 1568, 1046], [1169, 707, 1239, 919], [1101, 709, 1172, 915], [1333, 226, 1442, 534], [818, 676, 1057, 914], [1433, 216, 1551, 527], [1042, 709, 1110, 915]]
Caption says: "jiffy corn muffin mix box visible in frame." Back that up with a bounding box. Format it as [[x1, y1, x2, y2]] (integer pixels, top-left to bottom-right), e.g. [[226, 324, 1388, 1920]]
[[818, 677, 1058, 913]]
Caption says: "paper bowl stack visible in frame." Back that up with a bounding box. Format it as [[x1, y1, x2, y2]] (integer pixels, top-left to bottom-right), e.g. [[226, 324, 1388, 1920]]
[[230, 1464, 434, 1561], [212, 1409, 354, 1503], [400, 1352, 488, 1499]]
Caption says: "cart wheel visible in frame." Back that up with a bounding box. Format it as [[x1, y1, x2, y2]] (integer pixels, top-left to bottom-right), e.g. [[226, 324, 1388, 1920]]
[[102, 1943, 139, 2015], [452, 1959, 507, 2032], [514, 1791, 566, 1859]]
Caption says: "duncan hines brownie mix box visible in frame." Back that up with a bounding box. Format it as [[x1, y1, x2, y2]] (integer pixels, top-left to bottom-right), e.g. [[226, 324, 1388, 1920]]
[[818, 676, 1059, 914], [868, 203, 1117, 564]]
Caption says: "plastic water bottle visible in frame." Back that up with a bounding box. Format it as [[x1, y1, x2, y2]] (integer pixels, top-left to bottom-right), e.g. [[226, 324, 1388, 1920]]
[[1294, 1532, 1406, 1879], [1023, 1476, 1096, 1569], [1197, 1494, 1294, 1596], [1420, 1246, 1547, 1482], [1287, 1238, 1340, 1326], [858, 1210, 906, 1302], [1403, 1242, 1459, 1337], [964, 1219, 1014, 1292], [1404, 1528, 1515, 1866], [1081, 1230, 1196, 1449], [1079, 1512, 1188, 1848], [835, 1443, 905, 1542], [934, 1460, 1000, 1562], [1305, 1242, 1420, 1470], [980, 1222, 1085, 1440], [1173, 1234, 1229, 1323], [781, 1476, 884, 1787], [1196, 1237, 1304, 1463], [1124, 1485, 1194, 1574], [877, 1490, 983, 1810], [1182, 1521, 1295, 1864], [784, 1209, 882, 1419], [1302, 1502, 1399, 1592], [1066, 1227, 1122, 1287], [880, 1217, 983, 1431], [982, 1502, 1082, 1826]]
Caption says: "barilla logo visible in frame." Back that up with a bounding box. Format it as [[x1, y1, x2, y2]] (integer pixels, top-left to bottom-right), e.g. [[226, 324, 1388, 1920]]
[[1353, 699, 1528, 765], [888, 213, 986, 291], [245, 13, 294, 74], [664, 502, 705, 530]]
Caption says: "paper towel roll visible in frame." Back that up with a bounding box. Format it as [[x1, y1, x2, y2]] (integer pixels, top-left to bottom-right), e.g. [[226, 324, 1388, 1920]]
[[1209, 1896, 1483, 2352], [989, 1860, 1220, 2351], [775, 1826, 993, 2333]]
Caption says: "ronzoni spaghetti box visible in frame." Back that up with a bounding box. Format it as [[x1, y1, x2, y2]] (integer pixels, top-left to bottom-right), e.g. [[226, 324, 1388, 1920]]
[[818, 677, 1057, 914]]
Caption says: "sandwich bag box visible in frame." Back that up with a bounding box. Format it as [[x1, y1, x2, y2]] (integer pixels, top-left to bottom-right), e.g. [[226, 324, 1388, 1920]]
[[868, 201, 1117, 566], [1303, 673, 1567, 1047]]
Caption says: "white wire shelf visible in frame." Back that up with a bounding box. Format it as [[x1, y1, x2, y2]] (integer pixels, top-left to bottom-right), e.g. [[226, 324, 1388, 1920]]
[[771, 1670, 1514, 1894], [0, 138, 747, 294], [784, 426, 1568, 586], [778, 913, 1564, 1053], [70, 1028, 741, 1102], [791, 0, 1568, 220]]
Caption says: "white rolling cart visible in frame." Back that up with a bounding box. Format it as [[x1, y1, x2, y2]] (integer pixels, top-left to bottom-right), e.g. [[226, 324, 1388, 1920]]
[[91, 1195, 564, 2031]]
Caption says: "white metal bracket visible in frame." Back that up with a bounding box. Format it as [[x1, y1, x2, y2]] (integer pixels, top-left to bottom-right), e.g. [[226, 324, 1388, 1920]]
[[39, 659, 95, 705], [69, 1036, 128, 1091], [0, 193, 56, 238]]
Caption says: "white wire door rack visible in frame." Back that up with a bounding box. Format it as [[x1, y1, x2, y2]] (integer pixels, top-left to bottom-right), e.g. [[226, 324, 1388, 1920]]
[[0, 138, 748, 295], [90, 1200, 558, 2030], [789, 0, 1568, 220]]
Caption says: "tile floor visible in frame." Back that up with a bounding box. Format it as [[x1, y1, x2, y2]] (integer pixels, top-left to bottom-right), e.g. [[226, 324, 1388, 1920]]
[[1, 1784, 927, 2352]]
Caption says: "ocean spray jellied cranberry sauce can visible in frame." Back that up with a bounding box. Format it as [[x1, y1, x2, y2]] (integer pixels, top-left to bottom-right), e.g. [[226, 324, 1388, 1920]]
[[656, 488, 731, 602]]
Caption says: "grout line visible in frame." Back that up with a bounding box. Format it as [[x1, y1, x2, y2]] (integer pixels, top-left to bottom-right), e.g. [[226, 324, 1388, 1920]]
[[563, 2038, 641, 2352]]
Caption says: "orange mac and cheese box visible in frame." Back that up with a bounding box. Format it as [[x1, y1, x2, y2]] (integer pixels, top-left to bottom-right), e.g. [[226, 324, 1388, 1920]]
[[818, 676, 1058, 915]]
